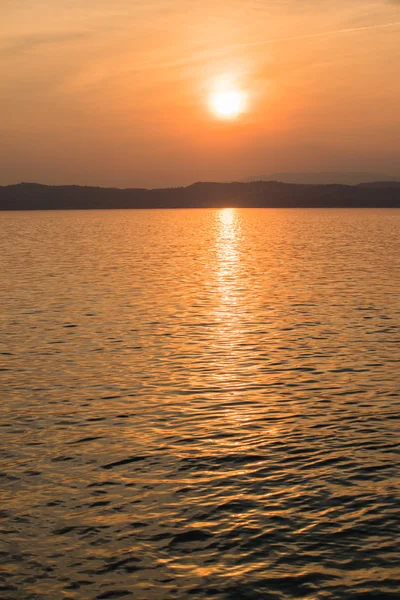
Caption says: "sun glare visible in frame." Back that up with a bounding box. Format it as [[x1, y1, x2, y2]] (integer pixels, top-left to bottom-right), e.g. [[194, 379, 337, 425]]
[[209, 89, 247, 120]]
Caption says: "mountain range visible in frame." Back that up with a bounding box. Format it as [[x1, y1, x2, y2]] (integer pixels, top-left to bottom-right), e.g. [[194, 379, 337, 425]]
[[1, 180, 400, 210], [243, 172, 400, 185]]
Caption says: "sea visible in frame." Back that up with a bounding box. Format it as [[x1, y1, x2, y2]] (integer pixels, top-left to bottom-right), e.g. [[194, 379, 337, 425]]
[[1, 208, 399, 600]]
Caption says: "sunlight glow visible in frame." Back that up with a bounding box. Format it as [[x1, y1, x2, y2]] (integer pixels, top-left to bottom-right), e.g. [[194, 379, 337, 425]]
[[209, 89, 247, 120]]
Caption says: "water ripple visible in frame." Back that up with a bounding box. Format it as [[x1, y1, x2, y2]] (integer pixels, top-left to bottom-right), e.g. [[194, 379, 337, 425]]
[[0, 208, 399, 599]]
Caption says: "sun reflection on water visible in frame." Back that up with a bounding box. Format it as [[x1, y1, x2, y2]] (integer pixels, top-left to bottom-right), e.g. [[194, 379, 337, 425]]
[[215, 208, 241, 307], [210, 208, 250, 411]]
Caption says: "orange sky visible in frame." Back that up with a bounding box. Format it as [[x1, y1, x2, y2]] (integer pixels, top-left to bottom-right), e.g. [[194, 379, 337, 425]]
[[1, 0, 400, 187]]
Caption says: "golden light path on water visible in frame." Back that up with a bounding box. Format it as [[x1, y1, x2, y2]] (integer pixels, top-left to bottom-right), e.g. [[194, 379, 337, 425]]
[[216, 208, 241, 305], [214, 209, 249, 430], [213, 208, 278, 435]]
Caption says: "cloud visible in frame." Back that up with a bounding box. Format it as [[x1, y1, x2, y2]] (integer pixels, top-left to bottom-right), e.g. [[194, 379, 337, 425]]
[[0, 32, 90, 56], [130, 20, 400, 73], [229, 20, 400, 51]]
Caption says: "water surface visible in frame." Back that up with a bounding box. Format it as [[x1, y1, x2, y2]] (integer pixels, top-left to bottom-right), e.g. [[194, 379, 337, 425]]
[[1, 208, 399, 599]]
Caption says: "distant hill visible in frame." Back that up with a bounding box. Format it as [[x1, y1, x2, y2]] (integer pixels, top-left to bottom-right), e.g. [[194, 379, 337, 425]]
[[244, 172, 400, 185], [358, 181, 400, 189], [1, 181, 400, 210]]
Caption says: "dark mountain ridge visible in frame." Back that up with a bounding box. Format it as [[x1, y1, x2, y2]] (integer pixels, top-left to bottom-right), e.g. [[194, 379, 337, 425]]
[[244, 172, 400, 185], [1, 181, 400, 210]]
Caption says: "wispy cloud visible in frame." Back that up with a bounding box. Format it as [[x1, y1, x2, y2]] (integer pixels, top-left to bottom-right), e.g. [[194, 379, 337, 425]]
[[232, 20, 400, 50], [132, 20, 400, 72], [0, 32, 90, 56]]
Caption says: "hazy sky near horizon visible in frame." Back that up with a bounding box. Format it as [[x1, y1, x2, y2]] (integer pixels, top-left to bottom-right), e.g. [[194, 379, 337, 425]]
[[1, 0, 400, 188]]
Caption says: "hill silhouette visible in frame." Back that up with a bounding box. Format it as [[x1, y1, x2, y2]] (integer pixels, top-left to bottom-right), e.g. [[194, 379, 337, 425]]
[[243, 172, 400, 185], [1, 181, 400, 210]]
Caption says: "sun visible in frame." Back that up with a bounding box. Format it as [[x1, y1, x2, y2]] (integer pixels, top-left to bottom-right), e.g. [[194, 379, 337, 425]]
[[209, 89, 247, 120]]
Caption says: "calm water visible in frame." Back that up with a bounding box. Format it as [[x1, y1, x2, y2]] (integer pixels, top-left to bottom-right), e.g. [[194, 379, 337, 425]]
[[1, 208, 399, 600]]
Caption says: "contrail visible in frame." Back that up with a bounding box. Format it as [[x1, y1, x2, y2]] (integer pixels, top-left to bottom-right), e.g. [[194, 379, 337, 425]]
[[231, 20, 400, 51], [136, 20, 400, 72]]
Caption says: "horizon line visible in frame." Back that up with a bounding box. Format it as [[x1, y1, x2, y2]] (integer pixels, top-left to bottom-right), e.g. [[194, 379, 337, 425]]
[[2, 178, 400, 192]]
